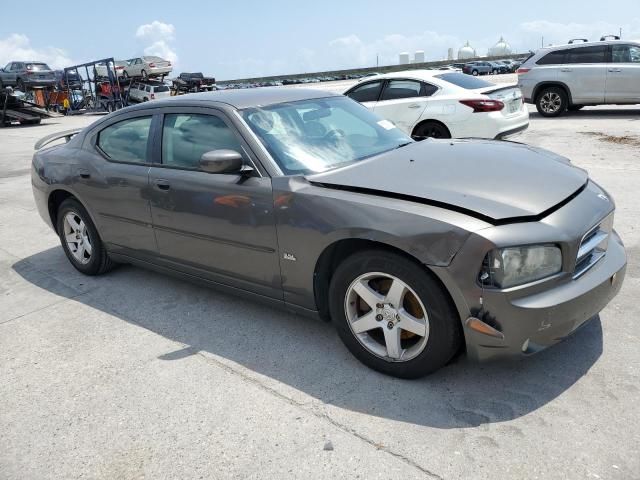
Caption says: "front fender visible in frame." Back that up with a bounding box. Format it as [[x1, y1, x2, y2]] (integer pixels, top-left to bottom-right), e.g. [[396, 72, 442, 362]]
[[273, 176, 488, 310]]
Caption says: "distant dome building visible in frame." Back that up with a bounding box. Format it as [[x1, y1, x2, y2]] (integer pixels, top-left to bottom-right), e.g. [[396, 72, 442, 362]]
[[458, 41, 476, 60], [488, 36, 512, 57]]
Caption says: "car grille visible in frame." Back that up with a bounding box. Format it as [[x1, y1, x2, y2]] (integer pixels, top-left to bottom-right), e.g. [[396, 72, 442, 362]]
[[574, 214, 614, 279]]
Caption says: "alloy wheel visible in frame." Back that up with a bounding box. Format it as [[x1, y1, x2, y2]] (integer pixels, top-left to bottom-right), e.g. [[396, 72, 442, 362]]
[[540, 92, 562, 114], [345, 272, 429, 362], [63, 212, 92, 264]]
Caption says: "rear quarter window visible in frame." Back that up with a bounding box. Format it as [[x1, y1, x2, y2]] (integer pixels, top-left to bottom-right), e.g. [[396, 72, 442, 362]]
[[536, 50, 568, 65]]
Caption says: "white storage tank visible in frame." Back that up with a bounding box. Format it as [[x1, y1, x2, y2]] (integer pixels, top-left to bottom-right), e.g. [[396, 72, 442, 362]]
[[458, 41, 476, 60], [399, 52, 410, 65], [414, 51, 425, 63], [488, 36, 512, 56]]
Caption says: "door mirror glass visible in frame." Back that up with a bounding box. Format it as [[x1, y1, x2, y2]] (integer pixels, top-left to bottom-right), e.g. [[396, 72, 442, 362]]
[[200, 150, 244, 174]]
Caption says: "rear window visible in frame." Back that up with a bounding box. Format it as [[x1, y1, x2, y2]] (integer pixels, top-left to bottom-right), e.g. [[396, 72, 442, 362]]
[[537, 50, 568, 65], [154, 85, 169, 92], [434, 73, 493, 89], [144, 56, 164, 62], [26, 63, 51, 71]]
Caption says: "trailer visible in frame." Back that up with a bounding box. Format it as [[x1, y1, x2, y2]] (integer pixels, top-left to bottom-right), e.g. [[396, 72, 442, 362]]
[[0, 88, 62, 127], [63, 58, 128, 114]]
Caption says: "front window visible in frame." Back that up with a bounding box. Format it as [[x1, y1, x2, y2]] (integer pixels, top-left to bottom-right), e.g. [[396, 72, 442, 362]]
[[241, 96, 411, 175]]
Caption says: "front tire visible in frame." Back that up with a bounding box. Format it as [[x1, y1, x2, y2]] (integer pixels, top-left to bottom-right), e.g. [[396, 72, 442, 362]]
[[56, 198, 115, 275], [536, 86, 568, 117], [329, 250, 461, 378]]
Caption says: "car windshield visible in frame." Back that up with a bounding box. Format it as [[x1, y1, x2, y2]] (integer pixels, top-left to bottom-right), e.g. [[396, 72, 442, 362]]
[[26, 63, 51, 71], [434, 72, 493, 89], [241, 96, 412, 175]]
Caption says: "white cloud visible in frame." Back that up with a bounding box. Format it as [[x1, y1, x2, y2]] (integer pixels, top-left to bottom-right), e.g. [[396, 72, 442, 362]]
[[518, 19, 640, 50], [135, 21, 178, 65], [0, 33, 73, 69]]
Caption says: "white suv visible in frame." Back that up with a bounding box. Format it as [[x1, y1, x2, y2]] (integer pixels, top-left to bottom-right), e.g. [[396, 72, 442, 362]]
[[128, 82, 171, 103], [518, 39, 640, 116]]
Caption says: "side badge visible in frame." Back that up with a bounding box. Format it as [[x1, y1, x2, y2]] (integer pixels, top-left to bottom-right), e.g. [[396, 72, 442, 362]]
[[283, 253, 297, 262]]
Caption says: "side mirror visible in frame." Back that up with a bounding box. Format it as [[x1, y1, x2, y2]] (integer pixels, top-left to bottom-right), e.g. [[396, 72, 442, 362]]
[[200, 149, 245, 174]]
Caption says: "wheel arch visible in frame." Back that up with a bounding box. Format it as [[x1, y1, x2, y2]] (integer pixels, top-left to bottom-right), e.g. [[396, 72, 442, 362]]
[[312, 238, 459, 325], [47, 188, 99, 233], [411, 119, 451, 139], [533, 82, 573, 105]]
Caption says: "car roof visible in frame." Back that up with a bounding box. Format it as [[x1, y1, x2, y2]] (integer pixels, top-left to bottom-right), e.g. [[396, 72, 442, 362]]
[[129, 87, 341, 110], [538, 39, 640, 52]]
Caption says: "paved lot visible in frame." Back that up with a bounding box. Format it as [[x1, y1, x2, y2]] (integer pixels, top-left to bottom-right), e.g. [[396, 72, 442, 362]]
[[1, 102, 639, 479]]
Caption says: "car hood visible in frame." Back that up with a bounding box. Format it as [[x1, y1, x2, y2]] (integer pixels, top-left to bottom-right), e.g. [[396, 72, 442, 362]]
[[307, 139, 588, 223]]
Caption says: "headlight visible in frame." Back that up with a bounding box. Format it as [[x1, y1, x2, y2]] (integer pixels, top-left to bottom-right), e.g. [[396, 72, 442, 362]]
[[479, 245, 562, 289]]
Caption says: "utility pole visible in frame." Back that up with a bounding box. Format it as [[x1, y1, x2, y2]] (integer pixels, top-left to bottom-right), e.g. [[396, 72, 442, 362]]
[[541, 36, 544, 48], [619, 27, 622, 39], [376, 54, 379, 68]]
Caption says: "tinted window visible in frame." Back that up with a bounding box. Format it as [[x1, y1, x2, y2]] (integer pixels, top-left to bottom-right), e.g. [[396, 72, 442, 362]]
[[612, 44, 640, 63], [537, 50, 568, 65], [380, 80, 422, 100], [154, 85, 170, 92], [98, 116, 152, 163], [162, 114, 244, 170], [434, 72, 493, 89], [421, 82, 438, 96], [347, 81, 383, 102], [145, 86, 151, 92], [567, 46, 607, 64]]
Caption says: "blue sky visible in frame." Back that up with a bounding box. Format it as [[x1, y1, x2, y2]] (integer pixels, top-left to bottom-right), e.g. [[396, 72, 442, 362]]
[[1, 0, 638, 79]]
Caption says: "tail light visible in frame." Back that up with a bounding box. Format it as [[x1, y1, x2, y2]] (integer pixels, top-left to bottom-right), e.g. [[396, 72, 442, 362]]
[[167, 62, 171, 66], [516, 68, 530, 74], [149, 63, 156, 68], [151, 93, 155, 99], [459, 99, 505, 113], [116, 66, 123, 70]]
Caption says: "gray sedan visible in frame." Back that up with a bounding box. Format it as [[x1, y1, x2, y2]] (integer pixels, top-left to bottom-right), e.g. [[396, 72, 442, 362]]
[[31, 88, 626, 378]]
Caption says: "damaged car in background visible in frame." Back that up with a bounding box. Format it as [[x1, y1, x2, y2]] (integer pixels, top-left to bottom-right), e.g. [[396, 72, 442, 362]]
[[31, 88, 626, 378]]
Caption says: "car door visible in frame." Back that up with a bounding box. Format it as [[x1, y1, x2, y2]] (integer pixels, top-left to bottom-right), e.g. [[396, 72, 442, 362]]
[[76, 111, 158, 258], [147, 107, 282, 299], [606, 44, 640, 103], [344, 80, 384, 110], [372, 79, 438, 134], [560, 45, 607, 103]]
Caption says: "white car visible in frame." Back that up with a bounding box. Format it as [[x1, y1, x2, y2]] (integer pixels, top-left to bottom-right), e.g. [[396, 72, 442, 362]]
[[95, 60, 128, 79], [344, 70, 529, 140], [123, 56, 173, 80], [128, 81, 171, 103]]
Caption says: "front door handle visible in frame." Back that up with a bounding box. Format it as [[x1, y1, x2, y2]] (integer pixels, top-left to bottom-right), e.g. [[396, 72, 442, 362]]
[[78, 168, 90, 179], [408, 104, 422, 109], [155, 179, 170, 191], [560, 68, 573, 72], [608, 68, 622, 73]]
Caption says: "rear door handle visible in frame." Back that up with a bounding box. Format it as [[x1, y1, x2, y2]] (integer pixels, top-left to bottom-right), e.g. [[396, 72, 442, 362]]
[[608, 68, 622, 73], [155, 179, 170, 191], [560, 68, 573, 72], [78, 168, 90, 179], [408, 104, 422, 109]]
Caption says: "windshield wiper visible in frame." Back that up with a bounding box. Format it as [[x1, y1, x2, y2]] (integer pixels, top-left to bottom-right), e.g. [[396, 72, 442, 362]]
[[395, 142, 413, 150]]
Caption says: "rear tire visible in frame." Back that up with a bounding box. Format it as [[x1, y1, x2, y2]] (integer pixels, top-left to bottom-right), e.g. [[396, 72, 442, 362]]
[[472, 70, 479, 76], [536, 86, 568, 117], [329, 250, 461, 378], [412, 121, 451, 140], [56, 198, 115, 275]]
